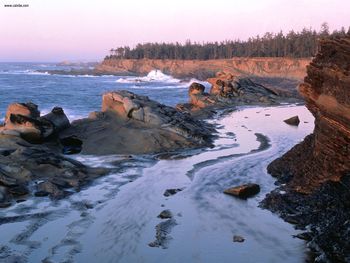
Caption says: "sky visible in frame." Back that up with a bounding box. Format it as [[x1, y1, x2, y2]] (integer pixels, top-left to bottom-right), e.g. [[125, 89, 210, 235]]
[[0, 0, 349, 62]]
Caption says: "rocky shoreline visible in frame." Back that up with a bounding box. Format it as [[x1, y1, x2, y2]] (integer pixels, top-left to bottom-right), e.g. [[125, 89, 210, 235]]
[[1, 37, 349, 261], [262, 36, 350, 261], [0, 68, 301, 208]]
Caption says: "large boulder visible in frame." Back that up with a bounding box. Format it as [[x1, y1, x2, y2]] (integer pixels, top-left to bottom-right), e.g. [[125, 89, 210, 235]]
[[41, 107, 70, 132], [0, 103, 70, 143], [4, 102, 40, 122], [62, 90, 214, 155]]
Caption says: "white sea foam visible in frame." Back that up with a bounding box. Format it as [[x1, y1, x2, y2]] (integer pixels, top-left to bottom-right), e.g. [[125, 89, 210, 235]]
[[116, 70, 180, 84], [0, 69, 50, 75]]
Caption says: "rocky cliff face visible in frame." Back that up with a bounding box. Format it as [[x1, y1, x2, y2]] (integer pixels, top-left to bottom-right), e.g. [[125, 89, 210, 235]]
[[267, 36, 350, 193], [94, 57, 310, 80], [262, 36, 350, 261]]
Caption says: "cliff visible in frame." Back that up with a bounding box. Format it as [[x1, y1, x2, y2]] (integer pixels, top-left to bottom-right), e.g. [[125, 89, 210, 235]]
[[94, 57, 310, 80], [262, 36, 350, 261], [267, 37, 350, 193]]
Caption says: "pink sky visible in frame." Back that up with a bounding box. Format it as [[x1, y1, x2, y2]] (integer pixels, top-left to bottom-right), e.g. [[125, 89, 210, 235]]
[[0, 0, 349, 62]]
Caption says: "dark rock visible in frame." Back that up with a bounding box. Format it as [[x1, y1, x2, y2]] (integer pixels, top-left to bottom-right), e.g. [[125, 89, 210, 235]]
[[233, 235, 245, 242], [157, 210, 172, 219], [60, 136, 83, 154], [163, 188, 183, 197], [8, 185, 29, 196], [148, 219, 177, 249], [41, 107, 70, 132], [34, 191, 49, 197], [293, 232, 312, 241], [0, 186, 9, 203], [0, 202, 11, 208], [284, 116, 300, 126], [224, 183, 260, 199]]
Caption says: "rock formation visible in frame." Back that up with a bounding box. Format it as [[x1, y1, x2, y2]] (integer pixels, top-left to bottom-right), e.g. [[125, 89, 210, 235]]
[[262, 36, 350, 261], [0, 90, 215, 207], [0, 103, 106, 207], [62, 90, 214, 155], [177, 72, 301, 116], [0, 103, 70, 143]]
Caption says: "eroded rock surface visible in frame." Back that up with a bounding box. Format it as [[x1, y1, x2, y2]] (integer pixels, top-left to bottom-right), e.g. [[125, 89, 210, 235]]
[[0, 135, 107, 207], [0, 103, 70, 143], [262, 36, 350, 261], [177, 72, 300, 117], [94, 57, 310, 80], [62, 90, 214, 155]]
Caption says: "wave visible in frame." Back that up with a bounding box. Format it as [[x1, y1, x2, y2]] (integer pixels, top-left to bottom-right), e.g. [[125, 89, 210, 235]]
[[116, 70, 180, 84], [0, 70, 50, 76]]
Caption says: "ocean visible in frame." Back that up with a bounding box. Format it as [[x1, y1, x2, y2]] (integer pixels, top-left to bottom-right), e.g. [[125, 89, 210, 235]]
[[0, 63, 207, 121]]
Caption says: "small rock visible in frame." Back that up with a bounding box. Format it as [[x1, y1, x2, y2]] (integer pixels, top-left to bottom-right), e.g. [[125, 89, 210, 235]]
[[293, 232, 312, 241], [284, 116, 300, 126], [158, 210, 172, 219], [224, 183, 260, 199], [163, 188, 183, 197], [233, 235, 245, 242]]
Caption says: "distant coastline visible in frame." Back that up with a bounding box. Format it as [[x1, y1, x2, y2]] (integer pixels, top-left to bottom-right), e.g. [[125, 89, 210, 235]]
[[94, 57, 311, 80]]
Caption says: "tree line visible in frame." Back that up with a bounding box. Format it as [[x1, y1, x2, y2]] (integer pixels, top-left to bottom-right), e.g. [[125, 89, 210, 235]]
[[106, 23, 349, 60]]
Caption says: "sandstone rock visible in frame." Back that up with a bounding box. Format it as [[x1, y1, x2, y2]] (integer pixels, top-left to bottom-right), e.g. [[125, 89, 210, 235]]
[[224, 183, 260, 199], [1, 103, 70, 143], [177, 75, 297, 118], [4, 102, 40, 123], [188, 82, 205, 95], [63, 90, 214, 155], [283, 116, 300, 126], [94, 58, 309, 80], [268, 36, 350, 193], [263, 36, 350, 261]]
